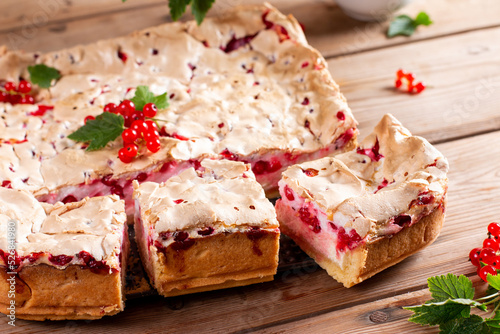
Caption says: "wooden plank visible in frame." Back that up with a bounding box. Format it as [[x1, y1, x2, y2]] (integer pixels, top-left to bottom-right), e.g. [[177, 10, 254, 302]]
[[0, 0, 306, 52], [0, 0, 165, 32], [328, 25, 500, 144], [305, 0, 500, 58], [2, 129, 498, 333], [256, 279, 489, 334], [1, 0, 500, 56]]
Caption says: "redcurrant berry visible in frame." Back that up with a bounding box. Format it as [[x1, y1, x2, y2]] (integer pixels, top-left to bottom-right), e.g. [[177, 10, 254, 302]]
[[8, 94, 21, 105], [414, 82, 426, 94], [84, 115, 95, 124], [118, 147, 133, 163], [469, 247, 482, 267], [104, 103, 117, 113], [146, 138, 161, 153], [4, 82, 16, 92], [488, 222, 500, 237], [0, 91, 7, 102], [131, 120, 148, 135], [17, 80, 32, 94], [405, 72, 415, 83], [145, 120, 158, 132], [479, 248, 496, 265], [479, 265, 497, 282], [124, 143, 138, 158], [122, 128, 138, 144], [144, 130, 159, 142], [116, 100, 135, 115], [19, 95, 35, 104], [130, 111, 145, 122], [143, 103, 157, 118], [483, 238, 499, 252], [396, 69, 405, 79], [492, 256, 500, 270], [395, 79, 402, 88]]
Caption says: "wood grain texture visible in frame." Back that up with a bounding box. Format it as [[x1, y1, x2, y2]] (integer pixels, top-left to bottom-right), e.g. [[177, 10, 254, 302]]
[[2, 129, 498, 333], [330, 26, 500, 144]]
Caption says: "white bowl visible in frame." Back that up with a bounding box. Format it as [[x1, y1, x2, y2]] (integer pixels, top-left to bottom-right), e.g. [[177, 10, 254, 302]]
[[335, 0, 413, 22]]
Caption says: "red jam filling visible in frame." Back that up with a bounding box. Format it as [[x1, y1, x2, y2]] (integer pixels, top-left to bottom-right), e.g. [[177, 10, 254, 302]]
[[198, 227, 214, 236], [49, 254, 73, 266], [298, 207, 321, 233], [284, 185, 295, 201], [246, 227, 267, 256], [77, 251, 115, 274], [329, 223, 362, 253], [357, 139, 384, 162]]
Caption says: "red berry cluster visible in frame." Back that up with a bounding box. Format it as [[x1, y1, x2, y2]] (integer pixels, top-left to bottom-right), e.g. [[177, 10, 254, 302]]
[[395, 69, 426, 94], [469, 222, 500, 282], [0, 80, 35, 105], [88, 100, 161, 163]]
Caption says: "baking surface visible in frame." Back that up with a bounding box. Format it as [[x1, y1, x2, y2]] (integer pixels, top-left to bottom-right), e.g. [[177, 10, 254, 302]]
[[1, 0, 500, 332]]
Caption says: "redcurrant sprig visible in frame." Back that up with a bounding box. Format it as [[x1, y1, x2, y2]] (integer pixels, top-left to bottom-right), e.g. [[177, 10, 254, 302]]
[[469, 222, 500, 282], [395, 69, 426, 94], [0, 80, 36, 105], [88, 100, 163, 163]]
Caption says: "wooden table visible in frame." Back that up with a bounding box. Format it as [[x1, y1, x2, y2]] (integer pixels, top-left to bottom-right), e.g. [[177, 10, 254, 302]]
[[1, 0, 500, 332]]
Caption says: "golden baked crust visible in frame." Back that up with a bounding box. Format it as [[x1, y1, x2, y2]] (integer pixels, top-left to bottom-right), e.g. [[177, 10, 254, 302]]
[[136, 229, 279, 297], [278, 201, 445, 288], [0, 236, 129, 320]]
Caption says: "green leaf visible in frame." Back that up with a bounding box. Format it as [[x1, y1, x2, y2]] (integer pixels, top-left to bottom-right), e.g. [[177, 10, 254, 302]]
[[405, 299, 473, 326], [28, 64, 61, 88], [387, 15, 415, 38], [428, 274, 475, 302], [414, 11, 433, 26], [486, 310, 500, 331], [130, 85, 169, 111], [67, 113, 124, 151], [439, 315, 490, 334], [169, 0, 191, 21], [387, 11, 433, 38], [487, 274, 500, 291], [191, 0, 215, 25]]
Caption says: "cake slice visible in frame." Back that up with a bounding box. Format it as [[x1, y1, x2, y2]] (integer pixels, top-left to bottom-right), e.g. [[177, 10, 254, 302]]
[[133, 159, 280, 297], [0, 4, 357, 215], [275, 114, 448, 287], [0, 189, 128, 320]]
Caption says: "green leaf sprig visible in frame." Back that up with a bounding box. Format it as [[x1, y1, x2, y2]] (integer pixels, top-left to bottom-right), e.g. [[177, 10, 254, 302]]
[[387, 12, 433, 38], [405, 273, 500, 333], [68, 86, 168, 151], [122, 0, 215, 25], [27, 64, 61, 88]]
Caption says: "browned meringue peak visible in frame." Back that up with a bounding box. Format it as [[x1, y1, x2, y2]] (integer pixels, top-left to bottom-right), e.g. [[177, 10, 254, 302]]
[[0, 4, 356, 196], [133, 159, 279, 234], [280, 114, 448, 238], [0, 188, 126, 268]]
